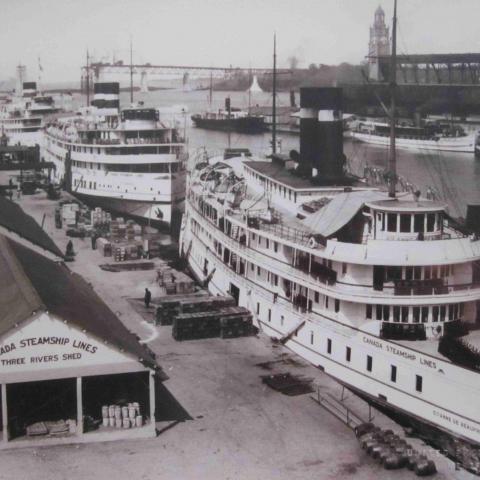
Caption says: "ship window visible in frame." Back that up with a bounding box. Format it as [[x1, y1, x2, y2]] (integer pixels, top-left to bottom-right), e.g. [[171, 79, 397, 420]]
[[257, 266, 260, 275], [414, 214, 424, 233], [274, 242, 278, 253], [376, 305, 383, 321], [342, 263, 347, 275], [424, 266, 431, 280], [440, 305, 446, 321], [391, 365, 397, 383], [314, 291, 319, 303], [381, 213, 385, 231], [327, 338, 332, 354], [334, 299, 340, 313], [310, 331, 314, 345], [414, 266, 422, 280], [393, 306, 400, 322], [405, 267, 413, 281], [427, 213, 436, 232], [387, 213, 397, 232], [412, 307, 420, 323], [432, 265, 438, 279], [256, 302, 260, 315], [268, 309, 271, 323], [366, 355, 373, 372], [366, 304, 372, 319], [400, 214, 411, 232], [281, 315, 284, 326], [325, 296, 329, 309], [421, 307, 429, 323], [346, 346, 351, 362], [383, 305, 390, 322], [432, 306, 439, 322], [416, 375, 423, 393], [448, 305, 454, 321]]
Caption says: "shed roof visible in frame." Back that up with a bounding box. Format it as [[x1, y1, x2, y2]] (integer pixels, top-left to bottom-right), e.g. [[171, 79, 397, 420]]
[[0, 236, 158, 370], [0, 196, 63, 258]]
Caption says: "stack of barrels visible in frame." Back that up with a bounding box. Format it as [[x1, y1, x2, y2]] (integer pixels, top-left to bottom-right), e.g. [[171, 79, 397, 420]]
[[101, 402, 143, 429]]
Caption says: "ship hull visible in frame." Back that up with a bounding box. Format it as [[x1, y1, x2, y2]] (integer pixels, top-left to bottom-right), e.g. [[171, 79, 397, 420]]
[[74, 193, 184, 232], [349, 131, 476, 153], [191, 115, 268, 134], [180, 205, 480, 447]]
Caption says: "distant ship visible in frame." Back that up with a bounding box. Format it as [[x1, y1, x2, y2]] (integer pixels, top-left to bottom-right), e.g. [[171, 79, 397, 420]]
[[349, 120, 477, 153], [0, 77, 61, 147], [43, 82, 187, 230], [191, 107, 268, 134]]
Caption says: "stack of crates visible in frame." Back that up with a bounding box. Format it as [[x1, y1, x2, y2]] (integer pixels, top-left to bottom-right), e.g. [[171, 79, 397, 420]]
[[96, 238, 112, 257], [110, 219, 120, 239], [219, 307, 254, 339], [91, 207, 112, 226], [156, 298, 182, 326], [172, 311, 222, 341], [113, 246, 126, 262]]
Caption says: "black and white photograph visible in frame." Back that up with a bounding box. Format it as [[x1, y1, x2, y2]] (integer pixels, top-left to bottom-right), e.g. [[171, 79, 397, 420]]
[[1, 0, 480, 478]]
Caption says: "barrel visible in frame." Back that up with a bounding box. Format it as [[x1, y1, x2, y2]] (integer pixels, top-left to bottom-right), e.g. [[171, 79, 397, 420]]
[[102, 417, 109, 427], [133, 402, 140, 415], [114, 405, 122, 420], [102, 405, 109, 418], [115, 418, 123, 429], [108, 405, 115, 418], [122, 406, 129, 419], [135, 415, 143, 427], [128, 406, 136, 419], [122, 418, 131, 429], [109, 417, 115, 427]]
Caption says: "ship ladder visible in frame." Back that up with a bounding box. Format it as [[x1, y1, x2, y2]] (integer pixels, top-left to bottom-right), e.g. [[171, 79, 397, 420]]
[[311, 390, 366, 431], [278, 318, 306, 344]]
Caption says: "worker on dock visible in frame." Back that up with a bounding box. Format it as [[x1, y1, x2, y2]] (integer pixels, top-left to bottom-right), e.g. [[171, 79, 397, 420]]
[[144, 288, 151, 309]]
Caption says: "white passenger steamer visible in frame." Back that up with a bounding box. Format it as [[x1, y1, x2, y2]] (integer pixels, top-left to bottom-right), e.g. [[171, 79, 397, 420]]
[[0, 80, 60, 147], [44, 82, 187, 229], [180, 85, 480, 447]]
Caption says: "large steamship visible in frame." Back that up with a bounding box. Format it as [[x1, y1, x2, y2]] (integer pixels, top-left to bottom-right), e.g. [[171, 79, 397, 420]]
[[0, 79, 61, 147], [44, 82, 187, 229], [180, 85, 480, 447]]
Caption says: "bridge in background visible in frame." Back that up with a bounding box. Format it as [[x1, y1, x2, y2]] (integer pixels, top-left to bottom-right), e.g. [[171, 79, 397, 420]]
[[374, 53, 480, 85], [81, 63, 290, 92]]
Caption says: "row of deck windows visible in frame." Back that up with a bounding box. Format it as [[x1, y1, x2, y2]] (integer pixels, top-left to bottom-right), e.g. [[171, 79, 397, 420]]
[[378, 211, 439, 234], [367, 303, 464, 323], [247, 168, 297, 203]]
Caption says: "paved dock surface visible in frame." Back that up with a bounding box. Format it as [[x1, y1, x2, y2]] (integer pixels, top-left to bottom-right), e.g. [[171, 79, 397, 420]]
[[0, 191, 475, 480]]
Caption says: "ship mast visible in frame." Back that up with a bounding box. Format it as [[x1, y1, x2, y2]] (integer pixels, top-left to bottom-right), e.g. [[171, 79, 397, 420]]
[[388, 0, 398, 198], [272, 33, 277, 155], [130, 37, 134, 104], [86, 49, 90, 107]]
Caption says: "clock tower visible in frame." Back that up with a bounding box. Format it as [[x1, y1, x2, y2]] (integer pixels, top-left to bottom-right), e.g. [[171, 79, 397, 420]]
[[368, 6, 391, 81]]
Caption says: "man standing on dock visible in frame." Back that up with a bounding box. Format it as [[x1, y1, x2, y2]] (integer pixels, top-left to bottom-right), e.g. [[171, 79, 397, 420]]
[[144, 288, 151, 309]]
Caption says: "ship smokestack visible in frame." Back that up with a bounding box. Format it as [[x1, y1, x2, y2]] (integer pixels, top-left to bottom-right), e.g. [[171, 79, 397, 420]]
[[299, 87, 345, 183], [92, 82, 120, 115], [22, 82, 37, 98]]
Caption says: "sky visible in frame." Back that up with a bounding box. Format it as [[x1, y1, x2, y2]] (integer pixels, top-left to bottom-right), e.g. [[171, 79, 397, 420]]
[[1, 0, 480, 85]]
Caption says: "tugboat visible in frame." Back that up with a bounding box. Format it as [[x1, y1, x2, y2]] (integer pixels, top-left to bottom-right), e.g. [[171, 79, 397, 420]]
[[191, 97, 268, 134]]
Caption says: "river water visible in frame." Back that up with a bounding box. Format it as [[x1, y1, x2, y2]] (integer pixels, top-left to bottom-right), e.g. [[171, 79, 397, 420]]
[[75, 88, 480, 218]]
